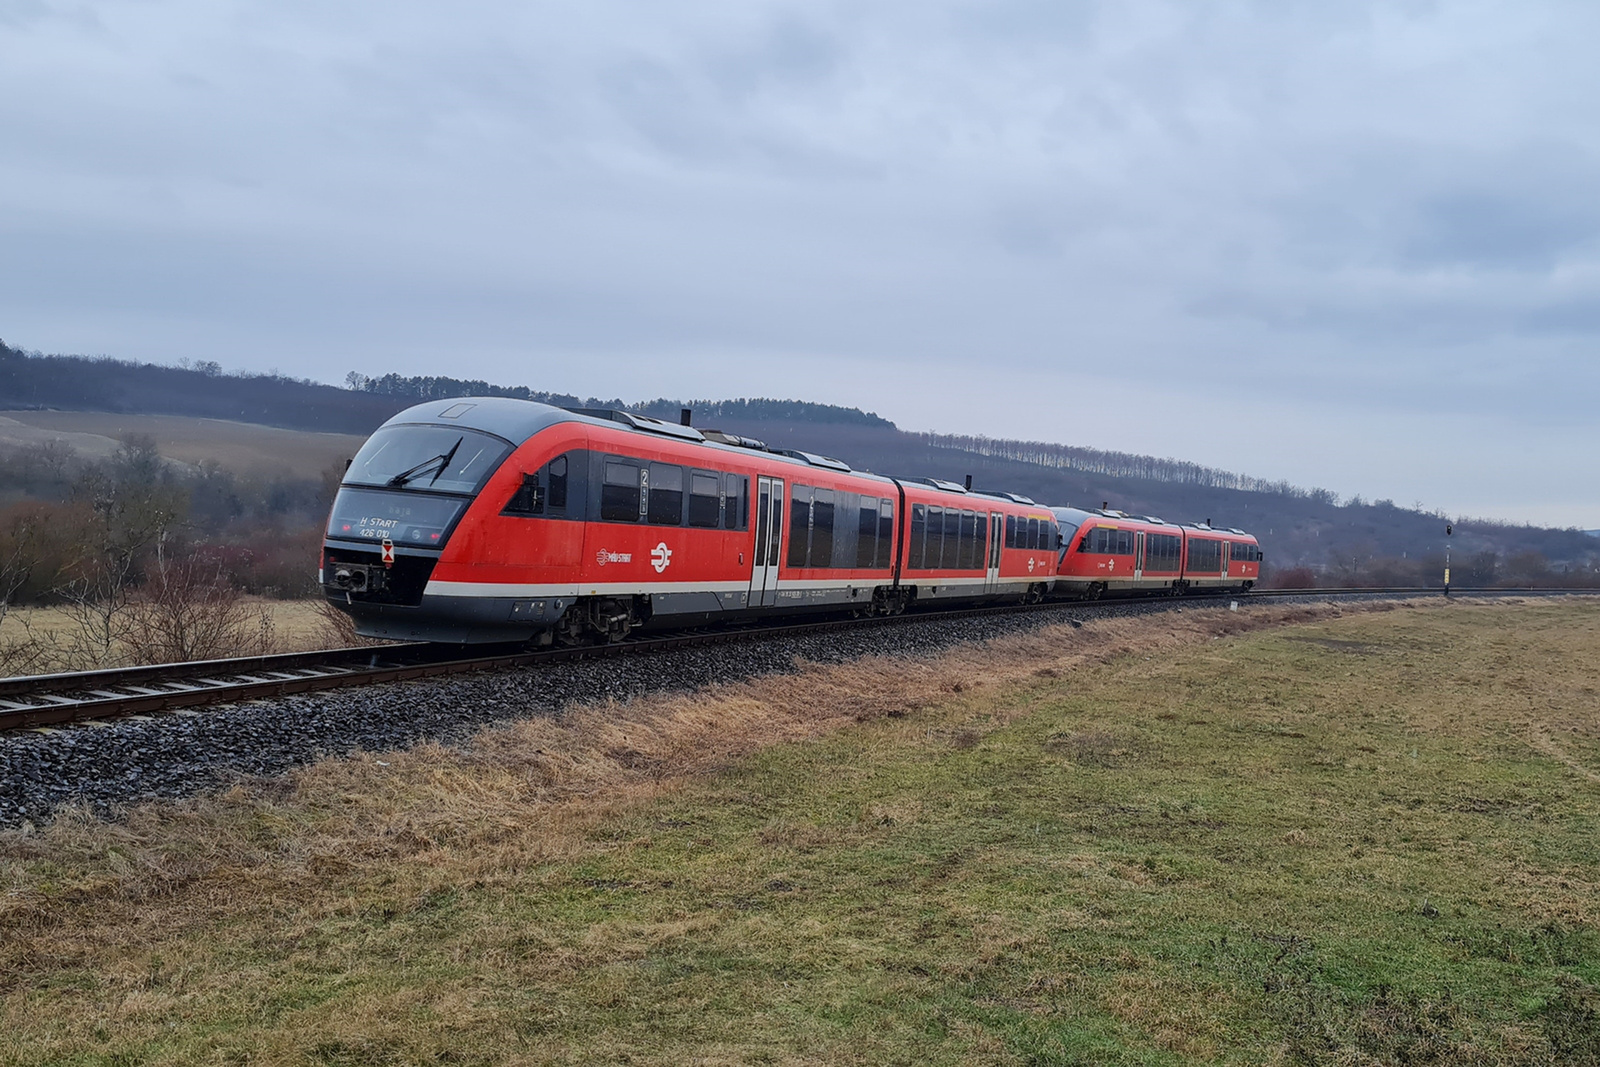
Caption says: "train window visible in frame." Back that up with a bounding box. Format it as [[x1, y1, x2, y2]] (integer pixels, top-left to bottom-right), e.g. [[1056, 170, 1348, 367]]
[[767, 483, 782, 562], [1151, 533, 1180, 570], [788, 485, 813, 568], [910, 504, 927, 570], [688, 470, 720, 528], [878, 500, 894, 568], [812, 489, 835, 567], [1187, 538, 1221, 571], [1005, 514, 1016, 549], [727, 474, 750, 530], [943, 508, 961, 569], [963, 511, 979, 569], [648, 463, 684, 525], [503, 473, 541, 516], [502, 452, 573, 518], [1023, 517, 1037, 551], [547, 455, 568, 511], [926, 506, 944, 569], [857, 501, 877, 568], [832, 491, 855, 568], [600, 460, 642, 522], [755, 482, 770, 566]]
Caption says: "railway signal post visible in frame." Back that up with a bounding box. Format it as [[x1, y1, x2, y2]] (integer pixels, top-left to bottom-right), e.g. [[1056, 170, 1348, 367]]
[[1444, 523, 1452, 596]]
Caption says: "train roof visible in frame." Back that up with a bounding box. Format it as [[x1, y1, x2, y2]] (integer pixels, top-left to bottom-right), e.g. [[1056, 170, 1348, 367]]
[[378, 397, 1071, 503], [374, 397, 904, 485]]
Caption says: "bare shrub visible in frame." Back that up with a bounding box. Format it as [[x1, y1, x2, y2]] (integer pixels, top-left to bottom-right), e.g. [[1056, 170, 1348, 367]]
[[121, 552, 277, 665], [311, 596, 381, 648], [54, 555, 138, 669], [1264, 565, 1317, 590], [0, 616, 54, 677]]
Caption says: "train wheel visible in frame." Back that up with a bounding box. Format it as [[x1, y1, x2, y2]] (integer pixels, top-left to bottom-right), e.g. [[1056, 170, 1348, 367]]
[[592, 598, 634, 643], [553, 609, 590, 647]]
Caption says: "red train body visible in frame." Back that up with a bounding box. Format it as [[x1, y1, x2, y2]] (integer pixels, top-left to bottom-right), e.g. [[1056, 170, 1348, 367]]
[[321, 399, 1259, 642], [1050, 507, 1260, 599]]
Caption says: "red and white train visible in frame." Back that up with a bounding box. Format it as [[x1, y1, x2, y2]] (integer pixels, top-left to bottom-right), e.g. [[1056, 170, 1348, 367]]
[[321, 398, 1258, 643], [1050, 507, 1262, 599]]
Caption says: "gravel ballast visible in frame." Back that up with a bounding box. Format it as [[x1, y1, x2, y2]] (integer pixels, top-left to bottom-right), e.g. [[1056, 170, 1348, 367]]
[[0, 596, 1348, 828]]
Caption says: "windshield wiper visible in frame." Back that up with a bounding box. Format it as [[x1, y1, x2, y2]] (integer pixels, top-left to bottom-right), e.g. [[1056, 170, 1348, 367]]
[[386, 437, 463, 488]]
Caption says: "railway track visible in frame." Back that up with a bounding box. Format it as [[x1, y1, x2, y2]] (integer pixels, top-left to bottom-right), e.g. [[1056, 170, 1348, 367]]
[[0, 586, 1589, 733]]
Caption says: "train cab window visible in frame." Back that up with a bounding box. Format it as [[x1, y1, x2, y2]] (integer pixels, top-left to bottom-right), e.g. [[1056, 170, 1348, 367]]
[[877, 500, 894, 568], [788, 485, 812, 567], [503, 474, 540, 516], [910, 504, 927, 570], [688, 471, 720, 528], [601, 460, 642, 522], [502, 453, 572, 517]]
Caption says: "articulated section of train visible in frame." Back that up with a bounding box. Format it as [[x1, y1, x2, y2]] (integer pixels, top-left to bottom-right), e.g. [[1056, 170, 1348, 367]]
[[321, 398, 1260, 644]]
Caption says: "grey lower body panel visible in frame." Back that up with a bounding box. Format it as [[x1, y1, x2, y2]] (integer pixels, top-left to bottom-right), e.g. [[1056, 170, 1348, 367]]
[[336, 592, 549, 643]]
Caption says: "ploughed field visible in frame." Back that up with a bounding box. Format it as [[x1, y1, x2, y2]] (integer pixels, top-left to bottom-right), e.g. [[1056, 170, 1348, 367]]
[[2, 598, 1597, 1064]]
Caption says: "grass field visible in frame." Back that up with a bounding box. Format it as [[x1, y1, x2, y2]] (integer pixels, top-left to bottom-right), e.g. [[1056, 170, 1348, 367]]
[[0, 410, 366, 481], [2, 598, 1597, 1064], [0, 599, 352, 672]]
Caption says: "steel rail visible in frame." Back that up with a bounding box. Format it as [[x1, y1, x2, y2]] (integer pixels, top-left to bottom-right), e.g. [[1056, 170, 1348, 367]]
[[1, 586, 1591, 732]]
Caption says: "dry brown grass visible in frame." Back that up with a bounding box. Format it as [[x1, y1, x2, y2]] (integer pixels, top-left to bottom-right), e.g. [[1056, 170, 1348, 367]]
[[0, 601, 1373, 929], [0, 598, 360, 673]]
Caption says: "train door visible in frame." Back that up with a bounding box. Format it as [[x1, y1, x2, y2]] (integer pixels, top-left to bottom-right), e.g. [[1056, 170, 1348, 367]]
[[1134, 531, 1146, 584], [749, 477, 784, 608], [985, 512, 1003, 592]]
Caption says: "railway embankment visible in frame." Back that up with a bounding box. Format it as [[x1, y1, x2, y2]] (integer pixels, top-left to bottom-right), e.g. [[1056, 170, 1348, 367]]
[[3, 597, 1598, 1062]]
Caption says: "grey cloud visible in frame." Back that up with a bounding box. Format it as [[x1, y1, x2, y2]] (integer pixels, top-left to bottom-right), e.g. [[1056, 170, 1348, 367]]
[[3, 0, 1600, 524]]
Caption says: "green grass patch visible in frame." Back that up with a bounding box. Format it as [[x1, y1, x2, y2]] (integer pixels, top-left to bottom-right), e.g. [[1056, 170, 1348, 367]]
[[4, 601, 1599, 1063]]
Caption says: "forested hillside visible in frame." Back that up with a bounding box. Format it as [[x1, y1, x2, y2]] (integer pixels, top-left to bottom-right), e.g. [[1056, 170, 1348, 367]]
[[2, 340, 1596, 586]]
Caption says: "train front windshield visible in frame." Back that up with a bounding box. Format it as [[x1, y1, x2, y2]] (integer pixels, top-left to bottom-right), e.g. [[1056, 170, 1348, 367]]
[[327, 425, 514, 549], [1051, 510, 1090, 557], [343, 425, 512, 495]]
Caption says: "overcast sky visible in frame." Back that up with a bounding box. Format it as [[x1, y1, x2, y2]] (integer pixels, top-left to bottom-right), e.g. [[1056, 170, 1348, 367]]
[[3, 1, 1598, 526]]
